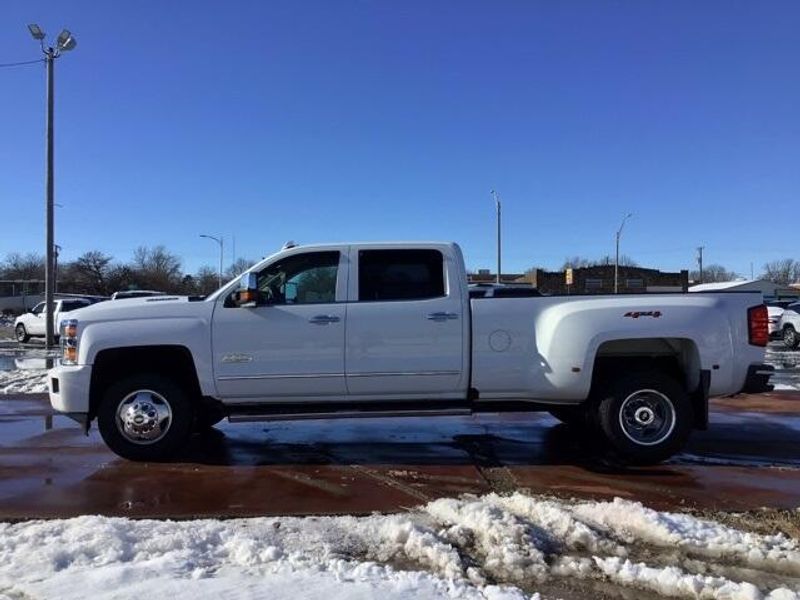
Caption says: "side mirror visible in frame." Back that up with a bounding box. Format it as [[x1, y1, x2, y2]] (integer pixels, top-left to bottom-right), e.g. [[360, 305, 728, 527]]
[[234, 272, 258, 307]]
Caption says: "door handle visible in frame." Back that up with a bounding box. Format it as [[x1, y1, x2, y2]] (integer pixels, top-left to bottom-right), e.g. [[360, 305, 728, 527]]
[[426, 312, 459, 322], [309, 314, 341, 325]]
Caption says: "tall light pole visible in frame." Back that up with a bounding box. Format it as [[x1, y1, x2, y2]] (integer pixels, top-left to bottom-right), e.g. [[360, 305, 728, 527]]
[[28, 24, 77, 349], [696, 246, 704, 284], [492, 190, 501, 284], [200, 234, 224, 288], [614, 213, 633, 294]]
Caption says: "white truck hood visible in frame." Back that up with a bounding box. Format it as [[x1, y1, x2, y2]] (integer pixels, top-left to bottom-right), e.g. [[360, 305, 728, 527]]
[[65, 296, 210, 324]]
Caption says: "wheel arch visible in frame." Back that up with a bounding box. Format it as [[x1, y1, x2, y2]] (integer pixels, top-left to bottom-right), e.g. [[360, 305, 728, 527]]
[[589, 337, 707, 429]]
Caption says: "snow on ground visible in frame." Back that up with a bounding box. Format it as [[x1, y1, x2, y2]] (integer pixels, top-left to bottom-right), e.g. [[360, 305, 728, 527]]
[[0, 346, 53, 394], [0, 493, 798, 600], [0, 368, 48, 394]]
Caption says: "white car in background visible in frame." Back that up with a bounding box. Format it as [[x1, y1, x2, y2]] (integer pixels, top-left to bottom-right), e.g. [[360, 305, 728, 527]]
[[13, 298, 92, 343], [778, 302, 800, 349], [766, 304, 787, 338]]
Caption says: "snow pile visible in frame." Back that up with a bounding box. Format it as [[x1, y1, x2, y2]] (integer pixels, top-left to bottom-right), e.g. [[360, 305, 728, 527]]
[[0, 368, 48, 394], [0, 493, 798, 600], [573, 497, 800, 574], [0, 350, 51, 394]]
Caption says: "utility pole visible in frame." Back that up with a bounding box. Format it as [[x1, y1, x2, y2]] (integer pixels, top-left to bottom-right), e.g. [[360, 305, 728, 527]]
[[54, 244, 61, 293], [614, 213, 633, 294], [696, 246, 704, 284], [28, 24, 77, 349], [200, 234, 224, 288], [492, 190, 501, 284]]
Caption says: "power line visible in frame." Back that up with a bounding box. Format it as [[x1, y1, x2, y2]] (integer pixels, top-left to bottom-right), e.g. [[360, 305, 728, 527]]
[[0, 58, 44, 69]]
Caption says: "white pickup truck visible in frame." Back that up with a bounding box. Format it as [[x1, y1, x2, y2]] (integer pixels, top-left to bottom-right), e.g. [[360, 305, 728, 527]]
[[48, 242, 773, 464]]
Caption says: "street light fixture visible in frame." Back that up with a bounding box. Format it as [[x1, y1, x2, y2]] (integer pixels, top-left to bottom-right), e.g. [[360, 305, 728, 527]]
[[27, 24, 45, 41], [57, 30, 77, 52], [28, 23, 77, 348], [614, 213, 633, 294], [200, 234, 224, 289]]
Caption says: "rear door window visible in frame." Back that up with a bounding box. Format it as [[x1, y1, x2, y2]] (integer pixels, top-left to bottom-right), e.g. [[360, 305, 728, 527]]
[[358, 249, 445, 301]]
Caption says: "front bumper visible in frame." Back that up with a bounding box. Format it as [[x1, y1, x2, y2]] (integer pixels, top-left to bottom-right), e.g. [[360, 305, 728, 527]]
[[740, 363, 774, 394], [48, 363, 92, 415]]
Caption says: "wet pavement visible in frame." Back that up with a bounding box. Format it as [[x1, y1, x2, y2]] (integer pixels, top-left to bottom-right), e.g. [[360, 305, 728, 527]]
[[1, 391, 799, 519]]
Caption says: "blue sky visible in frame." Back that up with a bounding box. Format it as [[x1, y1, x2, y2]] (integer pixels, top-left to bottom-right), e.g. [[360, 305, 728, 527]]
[[1, 1, 798, 277]]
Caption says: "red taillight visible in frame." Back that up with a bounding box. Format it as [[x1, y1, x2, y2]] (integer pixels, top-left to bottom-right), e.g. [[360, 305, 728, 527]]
[[748, 305, 769, 347]]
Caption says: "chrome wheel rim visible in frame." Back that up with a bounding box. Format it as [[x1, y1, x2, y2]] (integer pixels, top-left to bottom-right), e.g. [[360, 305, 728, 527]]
[[115, 389, 172, 445], [785, 329, 795, 346], [618, 389, 676, 446], [15, 325, 26, 341]]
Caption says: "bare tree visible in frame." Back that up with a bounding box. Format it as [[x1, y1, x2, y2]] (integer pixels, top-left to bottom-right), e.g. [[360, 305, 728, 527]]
[[69, 251, 114, 295], [689, 264, 739, 284], [132, 245, 183, 291], [597, 254, 638, 267], [561, 255, 638, 270], [194, 265, 220, 296], [761, 259, 800, 285], [226, 257, 256, 279], [1, 252, 45, 280], [561, 256, 593, 269]]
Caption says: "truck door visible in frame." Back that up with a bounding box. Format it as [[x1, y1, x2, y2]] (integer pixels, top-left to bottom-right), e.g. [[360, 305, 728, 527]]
[[212, 249, 348, 400], [345, 248, 466, 398]]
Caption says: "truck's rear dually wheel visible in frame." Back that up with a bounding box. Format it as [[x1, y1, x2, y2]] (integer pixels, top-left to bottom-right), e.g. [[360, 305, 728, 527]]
[[596, 371, 692, 465], [97, 373, 194, 461]]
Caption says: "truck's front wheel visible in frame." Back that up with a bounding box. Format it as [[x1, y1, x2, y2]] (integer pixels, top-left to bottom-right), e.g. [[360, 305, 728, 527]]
[[596, 372, 692, 465], [97, 373, 194, 461]]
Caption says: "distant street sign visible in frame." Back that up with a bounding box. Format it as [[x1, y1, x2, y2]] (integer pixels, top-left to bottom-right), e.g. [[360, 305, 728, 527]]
[[565, 268, 574, 286]]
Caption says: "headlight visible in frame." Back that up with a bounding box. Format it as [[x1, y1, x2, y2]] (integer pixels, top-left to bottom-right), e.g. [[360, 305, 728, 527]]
[[60, 319, 79, 365]]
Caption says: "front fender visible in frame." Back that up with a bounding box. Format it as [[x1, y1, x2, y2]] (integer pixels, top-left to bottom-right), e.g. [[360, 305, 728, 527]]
[[79, 317, 215, 396]]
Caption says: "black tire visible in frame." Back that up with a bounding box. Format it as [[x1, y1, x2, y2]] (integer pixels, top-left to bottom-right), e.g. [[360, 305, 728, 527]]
[[97, 373, 194, 462], [15, 324, 30, 343], [194, 402, 226, 432], [783, 326, 799, 350], [596, 371, 693, 465], [548, 406, 590, 429]]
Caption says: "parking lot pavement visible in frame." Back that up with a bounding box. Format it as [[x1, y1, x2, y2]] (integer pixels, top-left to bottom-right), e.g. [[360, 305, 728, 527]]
[[1, 392, 799, 520]]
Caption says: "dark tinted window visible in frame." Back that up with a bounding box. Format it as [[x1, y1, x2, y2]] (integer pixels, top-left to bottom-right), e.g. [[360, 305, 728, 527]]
[[61, 301, 86, 311], [359, 249, 445, 301], [491, 287, 542, 298]]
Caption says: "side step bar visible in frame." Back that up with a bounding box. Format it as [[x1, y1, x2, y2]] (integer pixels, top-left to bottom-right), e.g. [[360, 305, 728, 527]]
[[225, 400, 473, 423]]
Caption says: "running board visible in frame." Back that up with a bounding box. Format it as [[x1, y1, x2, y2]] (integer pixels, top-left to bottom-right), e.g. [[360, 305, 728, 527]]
[[229, 407, 471, 423], [225, 400, 472, 423]]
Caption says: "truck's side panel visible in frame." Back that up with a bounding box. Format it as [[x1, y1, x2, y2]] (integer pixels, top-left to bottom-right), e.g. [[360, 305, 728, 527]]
[[470, 292, 764, 401]]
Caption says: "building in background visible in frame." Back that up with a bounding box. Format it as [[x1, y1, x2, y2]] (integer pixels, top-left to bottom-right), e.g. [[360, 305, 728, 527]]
[[523, 265, 689, 295]]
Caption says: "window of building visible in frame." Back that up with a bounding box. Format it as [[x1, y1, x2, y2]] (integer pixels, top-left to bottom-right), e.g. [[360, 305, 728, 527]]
[[255, 251, 339, 305], [359, 249, 445, 301], [584, 278, 603, 291], [626, 278, 644, 289]]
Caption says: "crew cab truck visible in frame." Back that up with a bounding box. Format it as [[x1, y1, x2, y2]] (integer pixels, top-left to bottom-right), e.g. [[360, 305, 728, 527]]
[[48, 242, 773, 464]]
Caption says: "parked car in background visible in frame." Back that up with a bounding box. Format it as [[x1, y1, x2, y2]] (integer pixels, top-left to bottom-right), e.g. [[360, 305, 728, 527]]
[[778, 302, 800, 349], [14, 298, 92, 343], [766, 303, 786, 338], [110, 290, 167, 300]]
